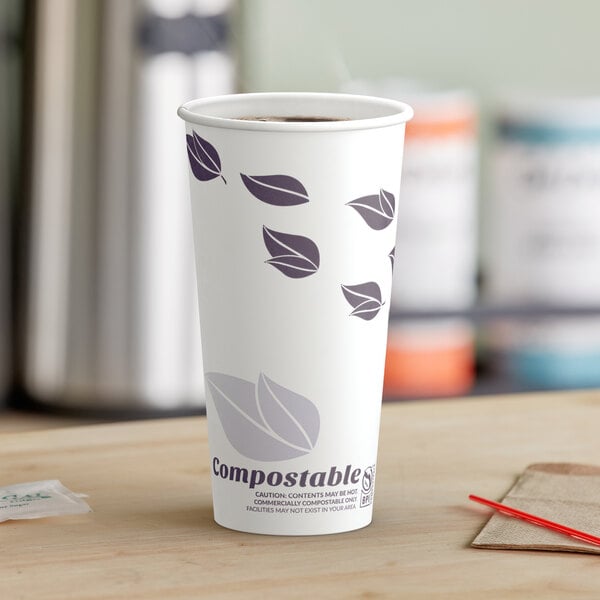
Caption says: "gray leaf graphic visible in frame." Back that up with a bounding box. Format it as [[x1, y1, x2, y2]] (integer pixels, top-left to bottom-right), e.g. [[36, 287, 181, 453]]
[[257, 373, 319, 451], [240, 174, 309, 206], [205, 372, 320, 462], [346, 188, 395, 230], [341, 282, 384, 321], [389, 247, 395, 270], [186, 131, 227, 184], [263, 226, 319, 278]]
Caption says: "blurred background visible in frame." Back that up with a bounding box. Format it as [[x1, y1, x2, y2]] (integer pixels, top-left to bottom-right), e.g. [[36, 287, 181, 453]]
[[2, 0, 600, 430]]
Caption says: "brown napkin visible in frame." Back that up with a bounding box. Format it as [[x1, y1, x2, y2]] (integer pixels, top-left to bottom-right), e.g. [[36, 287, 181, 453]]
[[472, 463, 600, 554]]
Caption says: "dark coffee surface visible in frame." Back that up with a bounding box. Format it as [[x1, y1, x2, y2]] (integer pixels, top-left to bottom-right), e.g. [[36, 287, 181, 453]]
[[237, 115, 350, 123]]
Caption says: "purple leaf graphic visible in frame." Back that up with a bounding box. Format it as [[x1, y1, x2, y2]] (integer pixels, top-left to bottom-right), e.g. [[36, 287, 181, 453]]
[[346, 188, 395, 230], [186, 131, 227, 184], [240, 174, 309, 206], [341, 282, 384, 321], [257, 373, 319, 451], [389, 247, 395, 270], [263, 226, 319, 278], [205, 372, 320, 462]]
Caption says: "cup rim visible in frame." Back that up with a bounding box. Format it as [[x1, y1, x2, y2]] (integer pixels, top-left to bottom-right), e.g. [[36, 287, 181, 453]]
[[177, 92, 413, 132]]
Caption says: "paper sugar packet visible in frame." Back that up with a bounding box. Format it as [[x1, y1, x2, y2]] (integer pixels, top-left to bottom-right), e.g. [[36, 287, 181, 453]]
[[0, 480, 92, 522]]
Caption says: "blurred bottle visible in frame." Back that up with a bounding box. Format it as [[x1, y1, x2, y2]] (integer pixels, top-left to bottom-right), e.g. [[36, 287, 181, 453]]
[[486, 95, 600, 389], [385, 321, 474, 398], [133, 0, 234, 407], [21, 0, 234, 413], [344, 79, 478, 398]]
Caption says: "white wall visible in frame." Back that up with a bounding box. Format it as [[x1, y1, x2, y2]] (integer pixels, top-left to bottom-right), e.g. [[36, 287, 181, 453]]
[[236, 0, 600, 98]]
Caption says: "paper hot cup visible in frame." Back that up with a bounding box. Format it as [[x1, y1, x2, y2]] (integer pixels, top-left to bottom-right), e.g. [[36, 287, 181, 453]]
[[178, 93, 412, 535]]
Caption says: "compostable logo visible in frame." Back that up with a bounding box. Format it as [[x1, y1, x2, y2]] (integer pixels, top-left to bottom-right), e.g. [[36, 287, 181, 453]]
[[360, 465, 375, 508]]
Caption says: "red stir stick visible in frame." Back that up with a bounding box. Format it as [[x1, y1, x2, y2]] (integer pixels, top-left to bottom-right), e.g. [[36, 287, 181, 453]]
[[469, 494, 600, 547]]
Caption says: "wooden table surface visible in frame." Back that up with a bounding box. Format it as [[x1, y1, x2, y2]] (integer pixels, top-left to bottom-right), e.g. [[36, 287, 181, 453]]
[[2, 390, 600, 599]]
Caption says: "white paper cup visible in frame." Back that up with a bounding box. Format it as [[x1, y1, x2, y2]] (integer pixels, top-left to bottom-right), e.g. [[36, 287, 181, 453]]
[[178, 93, 412, 535]]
